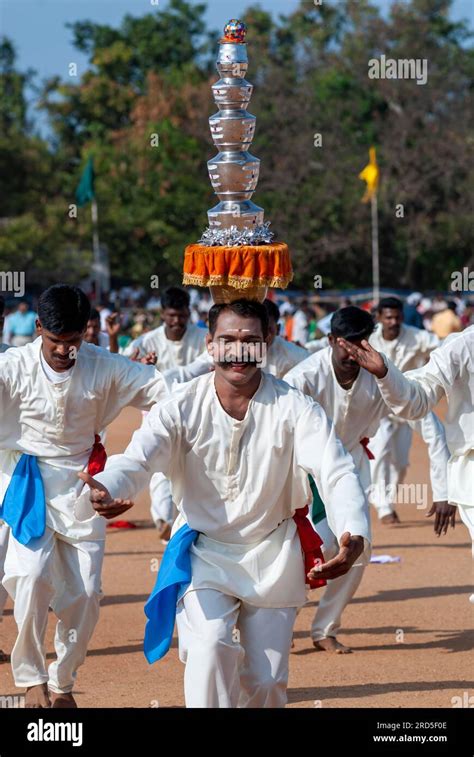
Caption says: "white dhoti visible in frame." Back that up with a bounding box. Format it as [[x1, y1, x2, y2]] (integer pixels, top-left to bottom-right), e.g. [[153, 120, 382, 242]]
[[457, 501, 474, 583], [369, 418, 412, 518], [450, 451, 474, 557], [176, 588, 297, 708], [310, 516, 366, 642], [457, 505, 474, 544], [0, 523, 9, 619], [448, 451, 474, 511], [3, 527, 104, 693], [149, 472, 176, 526], [457, 504, 474, 604]]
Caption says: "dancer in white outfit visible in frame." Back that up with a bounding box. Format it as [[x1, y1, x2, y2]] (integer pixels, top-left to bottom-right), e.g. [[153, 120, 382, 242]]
[[84, 300, 371, 708], [285, 307, 449, 653], [128, 287, 206, 539], [0, 285, 168, 708], [368, 298, 440, 523], [339, 327, 473, 601]]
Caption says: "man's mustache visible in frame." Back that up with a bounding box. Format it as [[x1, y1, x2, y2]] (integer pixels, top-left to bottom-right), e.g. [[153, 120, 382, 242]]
[[216, 358, 259, 366]]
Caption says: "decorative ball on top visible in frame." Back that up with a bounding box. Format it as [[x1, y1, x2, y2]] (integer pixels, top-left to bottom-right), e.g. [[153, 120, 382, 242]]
[[222, 19, 247, 44]]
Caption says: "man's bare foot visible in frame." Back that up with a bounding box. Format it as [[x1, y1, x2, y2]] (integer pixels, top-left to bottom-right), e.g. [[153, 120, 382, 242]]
[[156, 519, 172, 543], [0, 649, 10, 663], [313, 637, 353, 654], [49, 691, 78, 708], [380, 512, 400, 525], [25, 684, 51, 708]]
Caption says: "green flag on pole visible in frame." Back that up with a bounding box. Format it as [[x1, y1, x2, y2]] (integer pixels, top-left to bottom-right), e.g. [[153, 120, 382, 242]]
[[75, 157, 95, 207]]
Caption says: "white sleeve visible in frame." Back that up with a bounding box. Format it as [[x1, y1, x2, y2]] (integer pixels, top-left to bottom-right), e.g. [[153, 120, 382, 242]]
[[122, 336, 145, 358], [292, 314, 308, 345], [277, 344, 309, 377], [376, 354, 448, 420], [305, 337, 329, 353], [283, 362, 319, 397], [0, 352, 17, 400], [294, 403, 371, 545], [163, 350, 213, 387], [408, 412, 449, 501], [93, 402, 178, 501], [418, 329, 441, 356], [110, 355, 169, 412]]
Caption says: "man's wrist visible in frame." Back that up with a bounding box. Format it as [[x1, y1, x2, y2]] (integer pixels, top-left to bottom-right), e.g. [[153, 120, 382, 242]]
[[376, 354, 389, 379]]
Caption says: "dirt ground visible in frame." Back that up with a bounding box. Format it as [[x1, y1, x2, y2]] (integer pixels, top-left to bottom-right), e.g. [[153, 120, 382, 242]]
[[0, 403, 472, 708]]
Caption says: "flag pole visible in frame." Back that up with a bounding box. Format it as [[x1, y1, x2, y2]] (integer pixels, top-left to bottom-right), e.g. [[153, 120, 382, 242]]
[[359, 146, 380, 306], [91, 198, 102, 303], [371, 192, 380, 306]]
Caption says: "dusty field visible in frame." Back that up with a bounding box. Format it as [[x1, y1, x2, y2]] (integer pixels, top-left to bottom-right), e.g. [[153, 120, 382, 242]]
[[0, 404, 472, 708]]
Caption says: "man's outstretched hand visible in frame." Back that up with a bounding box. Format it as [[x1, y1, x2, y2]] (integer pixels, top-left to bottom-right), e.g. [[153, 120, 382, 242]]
[[427, 501, 456, 536], [308, 532, 365, 581], [336, 338, 388, 379], [78, 472, 134, 520]]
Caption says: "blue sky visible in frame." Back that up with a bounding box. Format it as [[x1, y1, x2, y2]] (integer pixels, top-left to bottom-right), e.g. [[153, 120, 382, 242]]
[[1, 0, 472, 85]]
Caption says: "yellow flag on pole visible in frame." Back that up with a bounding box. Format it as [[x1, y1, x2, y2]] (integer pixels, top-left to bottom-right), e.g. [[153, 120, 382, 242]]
[[359, 147, 379, 203]]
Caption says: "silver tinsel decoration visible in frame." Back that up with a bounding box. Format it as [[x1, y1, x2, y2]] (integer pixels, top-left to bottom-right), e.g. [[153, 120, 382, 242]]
[[198, 222, 274, 247]]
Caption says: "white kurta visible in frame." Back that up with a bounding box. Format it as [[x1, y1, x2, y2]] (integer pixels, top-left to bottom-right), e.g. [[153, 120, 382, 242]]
[[305, 336, 329, 354], [285, 347, 388, 486], [264, 336, 309, 378], [136, 324, 206, 525], [284, 345, 449, 638], [291, 310, 309, 345], [284, 348, 379, 640], [92, 372, 370, 608], [162, 349, 212, 387], [140, 323, 206, 370], [284, 347, 449, 502], [369, 323, 440, 372], [375, 327, 474, 507], [0, 338, 168, 540], [368, 324, 447, 511]]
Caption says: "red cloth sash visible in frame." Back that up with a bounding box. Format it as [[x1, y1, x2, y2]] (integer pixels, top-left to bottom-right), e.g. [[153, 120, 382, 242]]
[[88, 434, 107, 476], [360, 437, 374, 460], [107, 520, 137, 530], [293, 505, 326, 589]]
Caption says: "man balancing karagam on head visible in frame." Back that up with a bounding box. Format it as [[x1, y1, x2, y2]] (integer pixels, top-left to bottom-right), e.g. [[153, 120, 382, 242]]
[[82, 298, 371, 708]]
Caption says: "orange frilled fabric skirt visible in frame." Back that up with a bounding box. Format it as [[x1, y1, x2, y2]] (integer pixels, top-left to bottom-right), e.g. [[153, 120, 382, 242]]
[[182, 242, 293, 290]]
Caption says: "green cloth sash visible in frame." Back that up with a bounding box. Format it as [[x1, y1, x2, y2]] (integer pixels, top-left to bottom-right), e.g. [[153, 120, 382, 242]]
[[309, 475, 326, 526]]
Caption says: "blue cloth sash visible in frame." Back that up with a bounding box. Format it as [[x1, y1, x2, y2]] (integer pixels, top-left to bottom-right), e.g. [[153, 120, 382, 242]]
[[0, 454, 46, 545], [144, 523, 198, 664]]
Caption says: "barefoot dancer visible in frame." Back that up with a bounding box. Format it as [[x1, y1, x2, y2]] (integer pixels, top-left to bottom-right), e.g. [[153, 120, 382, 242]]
[[0, 285, 168, 708], [284, 307, 450, 653], [339, 326, 472, 601], [368, 297, 441, 524], [84, 299, 370, 708]]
